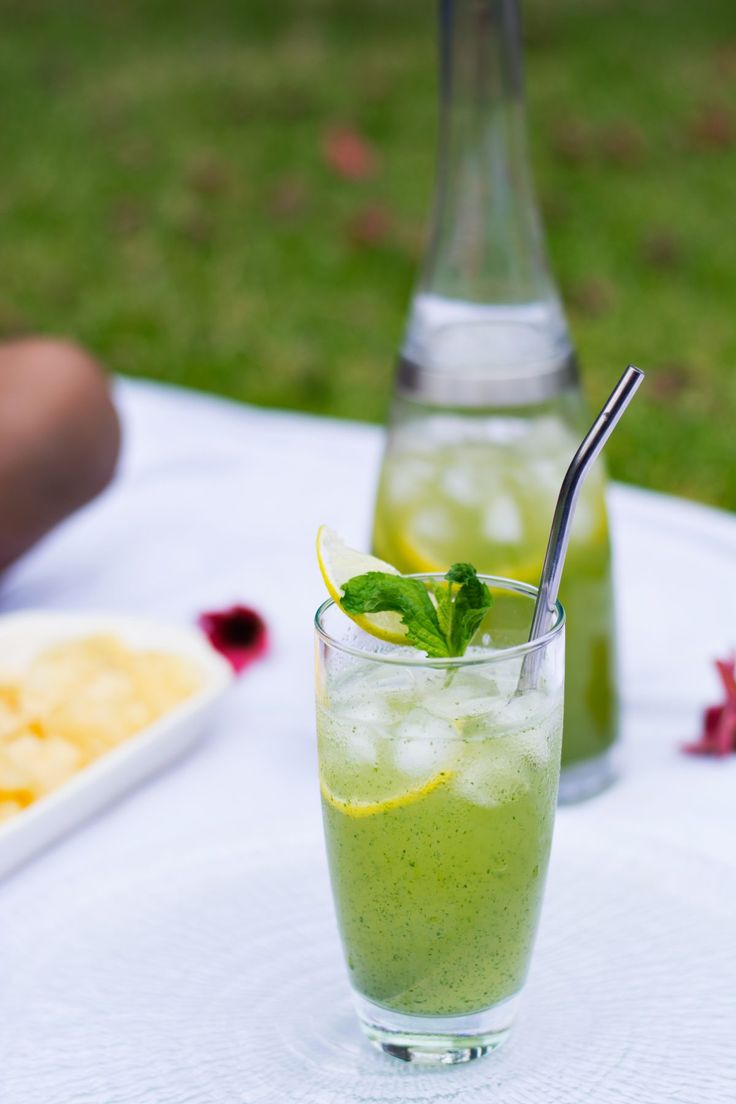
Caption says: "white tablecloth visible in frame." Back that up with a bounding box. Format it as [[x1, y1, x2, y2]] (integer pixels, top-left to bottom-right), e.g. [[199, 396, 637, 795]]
[[1, 380, 734, 1103]]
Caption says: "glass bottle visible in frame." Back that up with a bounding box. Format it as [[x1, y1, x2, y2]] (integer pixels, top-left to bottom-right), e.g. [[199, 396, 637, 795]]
[[372, 0, 617, 801]]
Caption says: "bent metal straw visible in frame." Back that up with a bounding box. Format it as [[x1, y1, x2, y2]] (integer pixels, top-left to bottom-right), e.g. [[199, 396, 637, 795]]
[[519, 365, 645, 691]]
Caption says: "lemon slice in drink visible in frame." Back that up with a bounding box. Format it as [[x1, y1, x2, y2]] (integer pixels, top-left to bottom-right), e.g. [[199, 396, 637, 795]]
[[316, 525, 408, 645], [394, 523, 543, 586], [320, 769, 453, 818]]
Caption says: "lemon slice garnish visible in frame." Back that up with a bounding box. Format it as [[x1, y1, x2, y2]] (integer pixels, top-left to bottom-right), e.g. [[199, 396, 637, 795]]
[[316, 525, 408, 645], [320, 769, 454, 818], [392, 524, 542, 585]]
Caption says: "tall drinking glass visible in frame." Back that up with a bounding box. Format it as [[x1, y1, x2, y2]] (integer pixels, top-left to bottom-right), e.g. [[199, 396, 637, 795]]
[[315, 576, 565, 1064]]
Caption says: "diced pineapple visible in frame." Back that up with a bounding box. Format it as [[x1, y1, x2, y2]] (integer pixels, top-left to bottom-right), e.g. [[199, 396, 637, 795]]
[[0, 634, 202, 819]]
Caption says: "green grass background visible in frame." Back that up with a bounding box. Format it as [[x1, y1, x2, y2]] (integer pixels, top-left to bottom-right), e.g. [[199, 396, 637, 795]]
[[1, 0, 735, 506]]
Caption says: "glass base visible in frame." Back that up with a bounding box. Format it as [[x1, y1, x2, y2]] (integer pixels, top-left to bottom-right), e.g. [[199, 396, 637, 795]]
[[558, 746, 617, 804], [353, 991, 520, 1065]]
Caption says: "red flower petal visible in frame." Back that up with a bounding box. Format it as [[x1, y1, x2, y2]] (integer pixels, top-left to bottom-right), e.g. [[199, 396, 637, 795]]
[[715, 656, 736, 702], [198, 605, 268, 674], [713, 704, 736, 756], [322, 125, 378, 181], [683, 655, 736, 756], [704, 704, 725, 738]]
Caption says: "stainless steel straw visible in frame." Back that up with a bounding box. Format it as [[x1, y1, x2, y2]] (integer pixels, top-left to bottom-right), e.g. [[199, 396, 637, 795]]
[[519, 365, 644, 690]]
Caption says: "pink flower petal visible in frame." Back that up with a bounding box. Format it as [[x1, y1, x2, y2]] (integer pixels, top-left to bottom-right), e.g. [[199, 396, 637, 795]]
[[683, 655, 736, 757], [322, 125, 378, 181], [198, 605, 268, 674], [715, 656, 736, 702]]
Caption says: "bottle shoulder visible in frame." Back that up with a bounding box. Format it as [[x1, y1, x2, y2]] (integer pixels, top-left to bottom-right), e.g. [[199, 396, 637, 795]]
[[398, 296, 578, 407]]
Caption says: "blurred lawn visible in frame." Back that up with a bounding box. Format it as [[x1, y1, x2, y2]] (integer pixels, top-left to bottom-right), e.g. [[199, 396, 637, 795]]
[[1, 0, 735, 506]]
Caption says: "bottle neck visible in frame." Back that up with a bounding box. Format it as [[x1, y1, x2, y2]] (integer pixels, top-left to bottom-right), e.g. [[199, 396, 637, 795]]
[[402, 0, 575, 408]]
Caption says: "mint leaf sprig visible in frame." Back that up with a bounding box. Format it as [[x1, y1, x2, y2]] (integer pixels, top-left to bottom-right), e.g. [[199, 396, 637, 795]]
[[341, 563, 492, 659]]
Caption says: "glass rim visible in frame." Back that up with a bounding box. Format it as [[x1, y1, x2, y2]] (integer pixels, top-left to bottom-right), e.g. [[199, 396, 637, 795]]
[[314, 573, 565, 668]]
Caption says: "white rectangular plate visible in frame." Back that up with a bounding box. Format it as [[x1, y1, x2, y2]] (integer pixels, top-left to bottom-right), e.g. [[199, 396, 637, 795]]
[[0, 610, 233, 880]]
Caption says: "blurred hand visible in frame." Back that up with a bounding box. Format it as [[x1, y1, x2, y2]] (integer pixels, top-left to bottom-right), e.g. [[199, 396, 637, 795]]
[[0, 338, 120, 571]]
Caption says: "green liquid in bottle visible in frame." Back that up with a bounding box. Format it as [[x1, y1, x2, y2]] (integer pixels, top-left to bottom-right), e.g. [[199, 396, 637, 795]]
[[373, 407, 617, 772]]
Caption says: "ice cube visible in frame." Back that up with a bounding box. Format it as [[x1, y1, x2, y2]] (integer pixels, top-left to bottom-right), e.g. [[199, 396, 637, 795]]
[[424, 689, 503, 723], [364, 667, 417, 701], [403, 710, 458, 743], [528, 458, 564, 496], [529, 416, 572, 453], [328, 660, 423, 744], [518, 702, 563, 765], [453, 744, 530, 807], [516, 727, 551, 766], [329, 691, 395, 726], [482, 495, 523, 544], [393, 738, 448, 778], [343, 729, 378, 765], [442, 465, 481, 506], [388, 458, 433, 504], [392, 710, 456, 778], [422, 668, 499, 722], [412, 506, 451, 542]]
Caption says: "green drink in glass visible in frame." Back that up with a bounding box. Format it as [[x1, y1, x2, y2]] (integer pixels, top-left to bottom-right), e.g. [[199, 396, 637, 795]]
[[315, 573, 565, 1063]]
